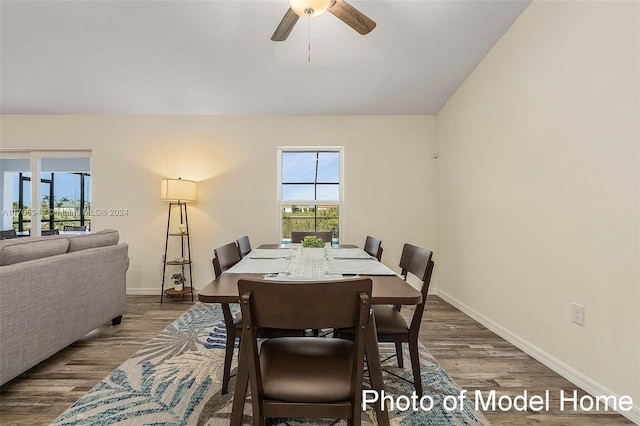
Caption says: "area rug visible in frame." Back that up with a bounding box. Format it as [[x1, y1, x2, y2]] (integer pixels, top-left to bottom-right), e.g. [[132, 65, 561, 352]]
[[51, 302, 490, 425]]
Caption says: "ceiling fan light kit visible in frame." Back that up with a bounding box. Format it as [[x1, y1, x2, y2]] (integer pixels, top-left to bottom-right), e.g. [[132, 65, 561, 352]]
[[289, 0, 332, 18], [272, 0, 376, 42]]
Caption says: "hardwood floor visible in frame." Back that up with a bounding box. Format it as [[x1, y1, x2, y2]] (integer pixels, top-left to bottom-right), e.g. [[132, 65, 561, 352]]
[[420, 297, 633, 425], [0, 295, 633, 425]]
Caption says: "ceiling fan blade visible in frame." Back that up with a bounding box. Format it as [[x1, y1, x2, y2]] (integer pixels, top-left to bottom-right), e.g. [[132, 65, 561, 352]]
[[272, 8, 299, 41], [328, 0, 376, 35]]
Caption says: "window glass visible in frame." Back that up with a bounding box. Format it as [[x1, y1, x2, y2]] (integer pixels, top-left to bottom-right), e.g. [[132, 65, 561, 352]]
[[282, 184, 315, 201], [0, 156, 30, 232], [316, 184, 339, 201], [316, 152, 339, 183], [41, 157, 91, 232], [282, 152, 317, 183]]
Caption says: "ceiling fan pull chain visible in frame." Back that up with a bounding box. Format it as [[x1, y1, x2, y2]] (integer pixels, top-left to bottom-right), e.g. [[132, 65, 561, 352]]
[[308, 15, 311, 62]]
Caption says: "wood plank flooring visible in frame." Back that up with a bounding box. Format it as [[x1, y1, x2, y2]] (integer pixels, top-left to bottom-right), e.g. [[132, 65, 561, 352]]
[[0, 295, 633, 425], [419, 297, 633, 425]]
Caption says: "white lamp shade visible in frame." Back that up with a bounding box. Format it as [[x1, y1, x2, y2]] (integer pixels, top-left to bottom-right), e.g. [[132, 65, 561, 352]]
[[289, 0, 331, 17], [160, 178, 197, 203]]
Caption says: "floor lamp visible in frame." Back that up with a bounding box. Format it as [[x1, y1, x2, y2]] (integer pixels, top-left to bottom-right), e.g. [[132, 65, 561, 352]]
[[160, 178, 197, 303]]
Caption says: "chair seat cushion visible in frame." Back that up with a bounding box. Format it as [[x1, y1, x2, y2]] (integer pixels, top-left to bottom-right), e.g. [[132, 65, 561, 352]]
[[373, 305, 409, 335], [260, 337, 354, 403]]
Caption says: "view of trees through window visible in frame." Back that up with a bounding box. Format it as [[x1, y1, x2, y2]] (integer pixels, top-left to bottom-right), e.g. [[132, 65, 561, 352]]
[[280, 149, 342, 244], [282, 205, 340, 240], [1, 153, 91, 234], [12, 172, 91, 232]]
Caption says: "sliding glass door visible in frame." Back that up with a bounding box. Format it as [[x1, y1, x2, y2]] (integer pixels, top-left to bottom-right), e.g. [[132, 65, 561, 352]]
[[0, 151, 91, 235]]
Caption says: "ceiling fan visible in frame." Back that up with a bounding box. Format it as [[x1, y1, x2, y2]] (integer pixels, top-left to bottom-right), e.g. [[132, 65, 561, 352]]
[[272, 0, 376, 41]]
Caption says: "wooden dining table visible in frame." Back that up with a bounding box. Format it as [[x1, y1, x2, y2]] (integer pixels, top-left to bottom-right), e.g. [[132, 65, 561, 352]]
[[197, 244, 423, 425]]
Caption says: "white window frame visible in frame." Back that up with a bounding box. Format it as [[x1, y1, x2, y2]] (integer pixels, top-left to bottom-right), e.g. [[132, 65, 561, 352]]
[[277, 146, 345, 243]]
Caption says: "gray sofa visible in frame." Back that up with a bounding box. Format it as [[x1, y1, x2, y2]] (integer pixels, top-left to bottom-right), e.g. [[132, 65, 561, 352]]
[[0, 229, 128, 385]]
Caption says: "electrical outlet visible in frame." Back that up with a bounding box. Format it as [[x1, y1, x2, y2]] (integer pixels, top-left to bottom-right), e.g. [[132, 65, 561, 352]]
[[572, 303, 585, 326]]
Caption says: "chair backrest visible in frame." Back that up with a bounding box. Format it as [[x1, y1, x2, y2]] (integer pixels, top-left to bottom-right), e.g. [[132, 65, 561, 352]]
[[363, 235, 383, 261], [41, 229, 60, 236], [63, 225, 86, 231], [399, 243, 434, 332], [239, 277, 372, 421], [290, 231, 333, 244], [236, 235, 252, 258], [212, 242, 242, 277], [238, 277, 372, 330], [0, 229, 17, 240]]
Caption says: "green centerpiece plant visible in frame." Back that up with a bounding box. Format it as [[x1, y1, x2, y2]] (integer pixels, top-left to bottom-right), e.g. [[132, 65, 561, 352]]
[[302, 235, 325, 248]]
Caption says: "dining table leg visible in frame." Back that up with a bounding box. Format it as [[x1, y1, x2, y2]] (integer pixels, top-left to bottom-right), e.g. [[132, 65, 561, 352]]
[[220, 303, 235, 395], [365, 310, 390, 426], [230, 328, 249, 426]]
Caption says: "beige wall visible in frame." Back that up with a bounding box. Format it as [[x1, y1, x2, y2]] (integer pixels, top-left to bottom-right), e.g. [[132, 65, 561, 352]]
[[0, 115, 438, 292], [437, 0, 639, 411]]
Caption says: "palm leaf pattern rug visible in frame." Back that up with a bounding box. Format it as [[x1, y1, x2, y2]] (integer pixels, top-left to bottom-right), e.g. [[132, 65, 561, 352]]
[[52, 302, 490, 425]]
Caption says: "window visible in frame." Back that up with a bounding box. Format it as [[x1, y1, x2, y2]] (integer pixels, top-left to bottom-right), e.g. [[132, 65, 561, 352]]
[[278, 148, 343, 244], [0, 151, 91, 234]]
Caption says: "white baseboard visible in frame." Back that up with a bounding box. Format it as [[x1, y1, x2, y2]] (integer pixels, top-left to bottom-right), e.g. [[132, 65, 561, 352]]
[[126, 287, 201, 296], [126, 287, 159, 296], [433, 289, 640, 425]]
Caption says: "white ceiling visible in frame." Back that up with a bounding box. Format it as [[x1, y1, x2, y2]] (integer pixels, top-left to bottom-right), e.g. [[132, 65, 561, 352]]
[[0, 0, 531, 115]]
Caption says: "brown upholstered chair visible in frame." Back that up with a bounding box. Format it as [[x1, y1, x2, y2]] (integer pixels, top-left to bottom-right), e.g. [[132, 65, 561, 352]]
[[0, 229, 17, 240], [290, 231, 333, 244], [238, 277, 372, 424], [41, 229, 60, 236], [236, 235, 252, 258], [212, 242, 243, 394], [373, 243, 434, 395], [364, 235, 383, 261], [63, 225, 86, 231]]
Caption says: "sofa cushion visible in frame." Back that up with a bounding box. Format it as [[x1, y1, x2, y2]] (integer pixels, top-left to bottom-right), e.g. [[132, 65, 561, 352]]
[[0, 236, 70, 266], [67, 229, 119, 252]]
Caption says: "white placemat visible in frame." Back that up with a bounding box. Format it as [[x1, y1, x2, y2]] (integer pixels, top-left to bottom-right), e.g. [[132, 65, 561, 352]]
[[328, 258, 399, 275], [246, 248, 292, 259], [326, 248, 374, 259], [222, 257, 290, 274]]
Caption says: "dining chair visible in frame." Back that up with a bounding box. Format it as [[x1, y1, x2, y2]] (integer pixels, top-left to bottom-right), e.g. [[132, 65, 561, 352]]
[[213, 241, 305, 394], [236, 235, 252, 258], [63, 225, 86, 231], [363, 235, 383, 261], [211, 242, 243, 394], [0, 229, 17, 240], [290, 231, 333, 244], [238, 277, 372, 425], [212, 242, 242, 276], [373, 243, 434, 396], [41, 229, 60, 236]]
